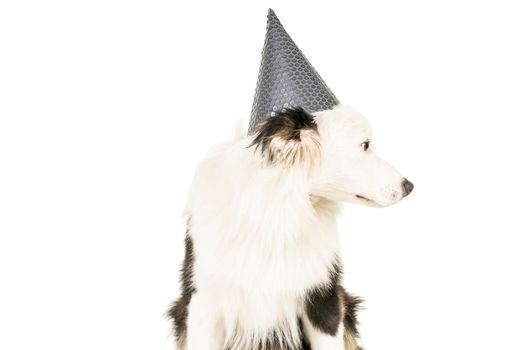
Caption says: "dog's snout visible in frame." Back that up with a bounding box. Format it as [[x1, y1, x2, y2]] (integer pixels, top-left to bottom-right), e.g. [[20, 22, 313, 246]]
[[402, 179, 414, 197]]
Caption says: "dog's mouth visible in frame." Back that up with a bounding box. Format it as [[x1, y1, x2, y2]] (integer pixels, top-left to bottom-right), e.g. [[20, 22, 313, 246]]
[[355, 194, 382, 207], [355, 194, 372, 202]]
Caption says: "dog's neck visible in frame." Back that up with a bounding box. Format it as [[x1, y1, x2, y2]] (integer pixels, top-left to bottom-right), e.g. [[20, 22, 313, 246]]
[[309, 194, 342, 216]]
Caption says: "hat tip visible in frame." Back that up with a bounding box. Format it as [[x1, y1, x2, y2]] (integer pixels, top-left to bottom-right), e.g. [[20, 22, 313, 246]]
[[267, 8, 281, 26]]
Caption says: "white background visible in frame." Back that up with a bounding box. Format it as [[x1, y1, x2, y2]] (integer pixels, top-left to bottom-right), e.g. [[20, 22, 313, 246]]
[[1, 1, 524, 349]]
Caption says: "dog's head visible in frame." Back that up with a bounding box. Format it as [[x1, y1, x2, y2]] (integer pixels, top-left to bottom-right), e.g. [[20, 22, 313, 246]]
[[250, 105, 413, 207]]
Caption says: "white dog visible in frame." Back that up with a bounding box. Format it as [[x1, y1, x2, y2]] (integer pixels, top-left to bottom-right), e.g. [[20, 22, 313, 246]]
[[168, 105, 414, 350]]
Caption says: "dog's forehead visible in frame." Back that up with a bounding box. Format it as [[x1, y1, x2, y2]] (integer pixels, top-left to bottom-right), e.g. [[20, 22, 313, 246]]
[[316, 105, 372, 139]]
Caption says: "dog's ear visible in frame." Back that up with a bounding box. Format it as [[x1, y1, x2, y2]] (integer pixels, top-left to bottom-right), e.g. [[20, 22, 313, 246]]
[[250, 107, 321, 172]]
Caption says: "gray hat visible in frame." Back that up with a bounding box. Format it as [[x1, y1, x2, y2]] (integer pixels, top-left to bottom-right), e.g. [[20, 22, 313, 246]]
[[248, 9, 339, 133]]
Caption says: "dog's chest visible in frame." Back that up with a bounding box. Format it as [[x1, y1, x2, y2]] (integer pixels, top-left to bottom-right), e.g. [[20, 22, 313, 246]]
[[191, 207, 340, 348], [206, 224, 340, 293]]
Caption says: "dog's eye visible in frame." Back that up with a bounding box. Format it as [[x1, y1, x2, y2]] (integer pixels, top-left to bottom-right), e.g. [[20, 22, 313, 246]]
[[361, 140, 370, 151]]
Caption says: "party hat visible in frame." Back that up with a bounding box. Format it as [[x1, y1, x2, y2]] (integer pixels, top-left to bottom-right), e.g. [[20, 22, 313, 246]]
[[248, 9, 339, 133]]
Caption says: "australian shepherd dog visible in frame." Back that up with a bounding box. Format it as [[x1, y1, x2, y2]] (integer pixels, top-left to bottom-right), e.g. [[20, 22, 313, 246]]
[[168, 105, 414, 349]]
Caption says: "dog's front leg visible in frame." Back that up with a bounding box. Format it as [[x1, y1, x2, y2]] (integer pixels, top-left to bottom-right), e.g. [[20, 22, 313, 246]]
[[186, 292, 224, 349]]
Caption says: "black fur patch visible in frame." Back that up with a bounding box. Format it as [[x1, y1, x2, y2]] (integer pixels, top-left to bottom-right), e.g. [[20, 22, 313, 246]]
[[167, 219, 195, 344], [305, 260, 343, 336], [340, 287, 362, 337], [179, 233, 195, 297], [167, 294, 190, 344], [249, 107, 318, 163]]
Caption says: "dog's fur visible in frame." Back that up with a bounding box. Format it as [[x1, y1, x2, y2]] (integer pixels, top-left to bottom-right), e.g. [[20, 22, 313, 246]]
[[168, 105, 413, 350]]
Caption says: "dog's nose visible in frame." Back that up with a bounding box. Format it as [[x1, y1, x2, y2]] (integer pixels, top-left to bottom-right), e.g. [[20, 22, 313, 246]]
[[402, 179, 414, 197]]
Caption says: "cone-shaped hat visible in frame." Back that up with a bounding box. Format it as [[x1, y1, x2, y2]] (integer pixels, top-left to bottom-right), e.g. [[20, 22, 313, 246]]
[[248, 9, 339, 133]]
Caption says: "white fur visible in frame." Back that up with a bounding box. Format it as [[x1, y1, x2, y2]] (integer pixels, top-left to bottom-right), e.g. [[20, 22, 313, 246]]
[[181, 105, 409, 349]]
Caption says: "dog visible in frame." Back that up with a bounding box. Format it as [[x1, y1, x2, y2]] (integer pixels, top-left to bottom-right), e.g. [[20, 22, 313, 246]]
[[168, 105, 414, 350]]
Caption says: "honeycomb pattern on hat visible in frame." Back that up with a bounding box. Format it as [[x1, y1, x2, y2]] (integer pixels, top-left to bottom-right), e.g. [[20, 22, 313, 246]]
[[248, 9, 339, 133]]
